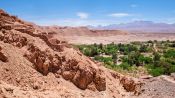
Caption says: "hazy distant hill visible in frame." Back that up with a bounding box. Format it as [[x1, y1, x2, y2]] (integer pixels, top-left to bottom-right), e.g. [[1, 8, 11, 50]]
[[88, 21, 175, 33]]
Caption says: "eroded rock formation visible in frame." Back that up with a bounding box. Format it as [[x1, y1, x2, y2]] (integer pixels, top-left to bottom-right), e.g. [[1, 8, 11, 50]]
[[0, 9, 106, 91]]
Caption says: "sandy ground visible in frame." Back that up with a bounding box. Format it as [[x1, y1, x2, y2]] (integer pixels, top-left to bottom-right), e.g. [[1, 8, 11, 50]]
[[59, 33, 175, 44]]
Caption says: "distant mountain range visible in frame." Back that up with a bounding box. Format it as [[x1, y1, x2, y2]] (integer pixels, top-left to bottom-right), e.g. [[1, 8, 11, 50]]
[[88, 21, 175, 33]]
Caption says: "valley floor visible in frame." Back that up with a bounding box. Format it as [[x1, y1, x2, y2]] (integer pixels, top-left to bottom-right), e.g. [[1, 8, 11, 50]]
[[59, 33, 175, 44]]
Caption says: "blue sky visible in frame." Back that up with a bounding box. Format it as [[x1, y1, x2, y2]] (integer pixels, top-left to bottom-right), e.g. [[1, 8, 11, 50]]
[[0, 0, 175, 26]]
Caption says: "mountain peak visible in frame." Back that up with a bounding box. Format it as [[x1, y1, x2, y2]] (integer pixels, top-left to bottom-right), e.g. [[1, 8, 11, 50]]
[[89, 21, 175, 33]]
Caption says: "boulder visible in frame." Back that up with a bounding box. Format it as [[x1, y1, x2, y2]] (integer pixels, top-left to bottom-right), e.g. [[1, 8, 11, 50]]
[[120, 77, 136, 92], [62, 71, 75, 80], [120, 77, 142, 95], [94, 72, 106, 91], [0, 46, 8, 62], [72, 62, 94, 90], [0, 52, 8, 62]]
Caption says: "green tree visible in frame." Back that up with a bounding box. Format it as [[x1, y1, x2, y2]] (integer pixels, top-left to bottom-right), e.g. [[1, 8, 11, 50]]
[[153, 53, 161, 67], [112, 53, 118, 65], [127, 51, 142, 66], [83, 49, 91, 56], [149, 67, 165, 76], [99, 43, 103, 49], [143, 57, 153, 64], [164, 49, 175, 58], [91, 47, 99, 56], [119, 62, 131, 70], [140, 45, 148, 52]]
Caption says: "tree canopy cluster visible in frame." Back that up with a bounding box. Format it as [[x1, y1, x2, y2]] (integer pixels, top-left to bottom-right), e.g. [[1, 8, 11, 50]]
[[76, 40, 175, 76]]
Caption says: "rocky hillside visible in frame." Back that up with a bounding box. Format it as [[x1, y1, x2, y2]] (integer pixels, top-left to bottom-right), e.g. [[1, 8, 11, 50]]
[[1, 9, 175, 98]]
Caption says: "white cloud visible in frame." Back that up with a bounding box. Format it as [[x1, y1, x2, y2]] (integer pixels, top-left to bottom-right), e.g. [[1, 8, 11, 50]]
[[130, 4, 137, 8], [77, 12, 89, 19], [108, 13, 130, 18], [26, 13, 134, 26], [32, 18, 127, 26]]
